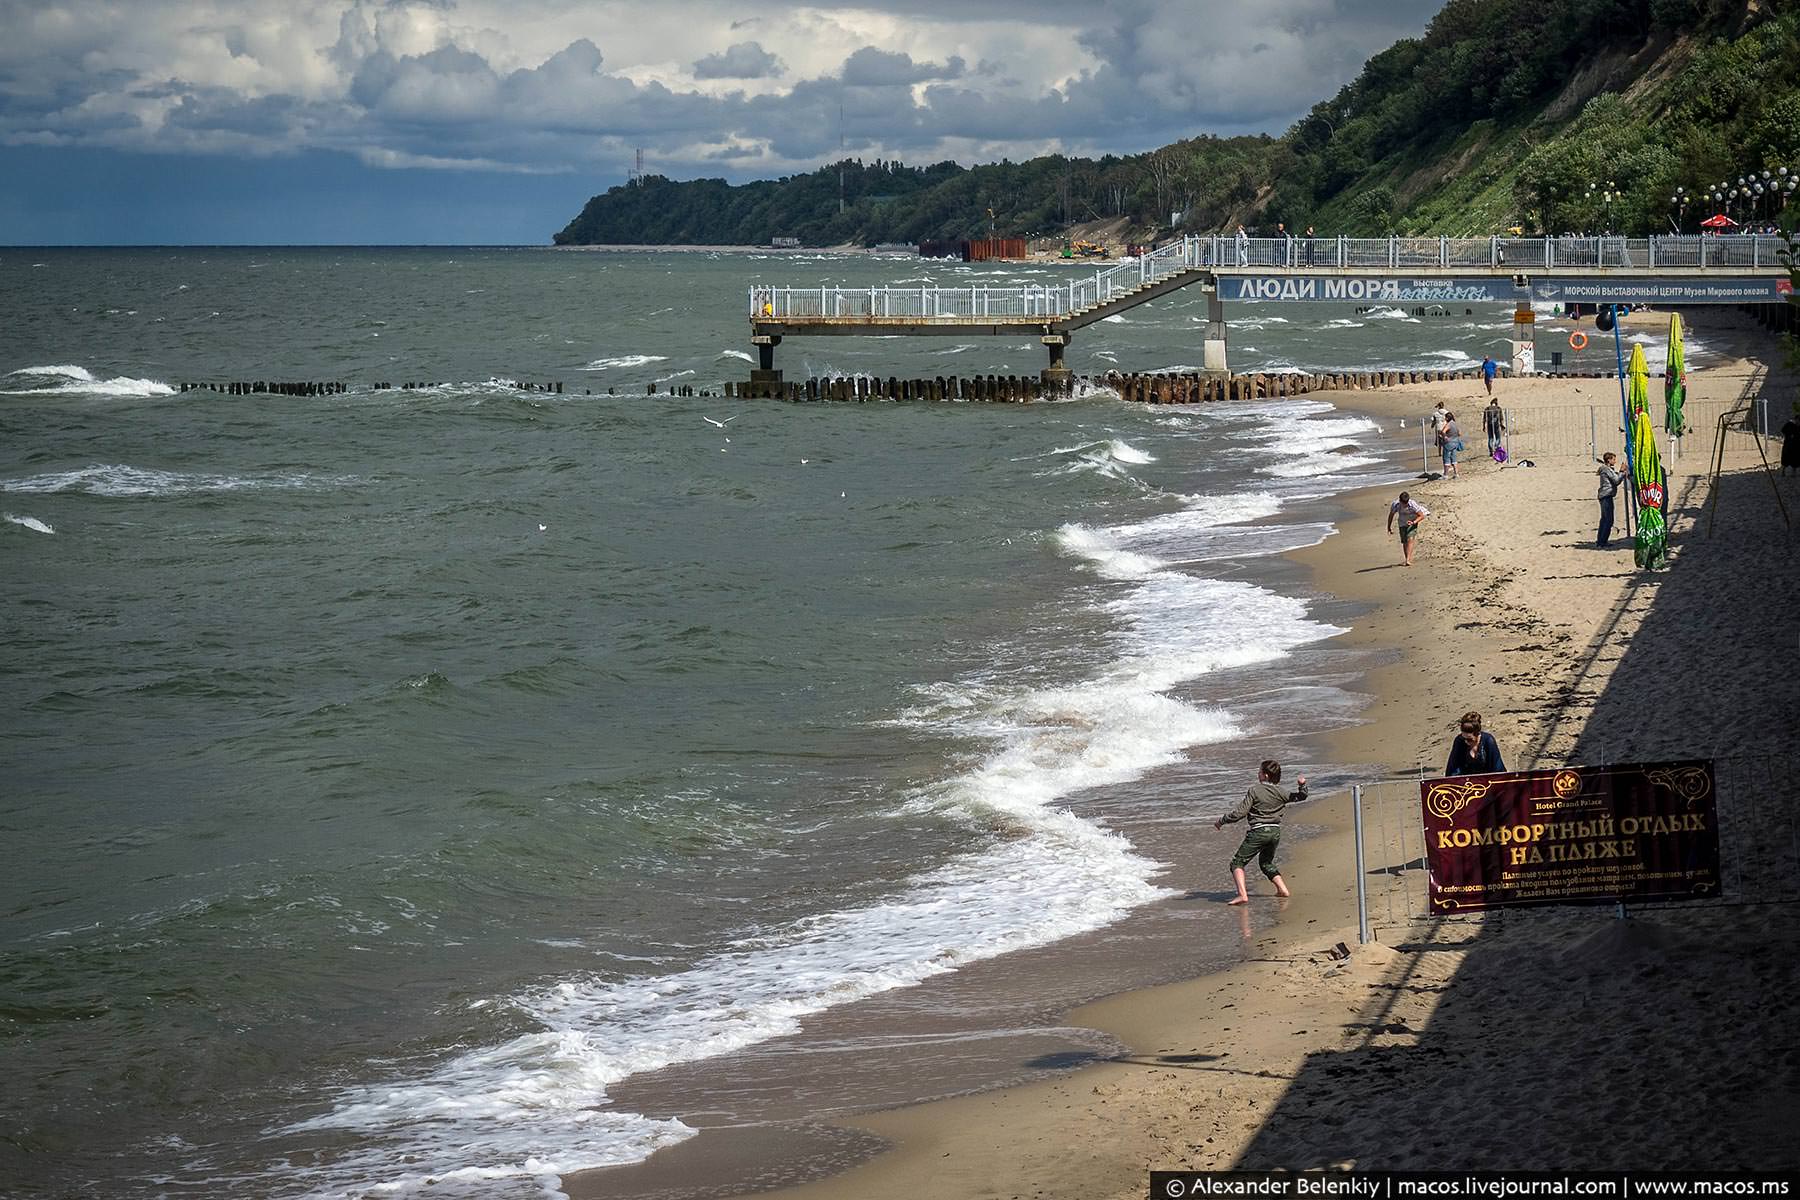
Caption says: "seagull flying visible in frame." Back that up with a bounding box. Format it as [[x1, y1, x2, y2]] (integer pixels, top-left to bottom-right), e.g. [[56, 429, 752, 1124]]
[[702, 415, 738, 428]]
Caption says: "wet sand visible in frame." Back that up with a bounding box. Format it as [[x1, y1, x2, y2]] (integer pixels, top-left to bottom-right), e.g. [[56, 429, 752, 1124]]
[[570, 307, 1800, 1198]]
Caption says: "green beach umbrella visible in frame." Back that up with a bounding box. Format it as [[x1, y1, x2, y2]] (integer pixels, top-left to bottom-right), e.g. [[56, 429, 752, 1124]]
[[1628, 344, 1668, 570], [1665, 313, 1688, 438]]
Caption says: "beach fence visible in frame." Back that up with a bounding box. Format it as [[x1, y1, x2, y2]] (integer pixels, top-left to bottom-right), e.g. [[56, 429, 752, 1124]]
[[1348, 752, 1800, 943], [1421, 397, 1777, 467]]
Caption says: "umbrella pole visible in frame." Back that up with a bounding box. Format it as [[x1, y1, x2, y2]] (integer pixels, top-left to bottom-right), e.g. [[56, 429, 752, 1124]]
[[1612, 310, 1637, 537]]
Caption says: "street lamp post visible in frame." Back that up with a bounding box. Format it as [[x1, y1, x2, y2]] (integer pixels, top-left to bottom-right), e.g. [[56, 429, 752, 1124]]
[[1668, 186, 1690, 232]]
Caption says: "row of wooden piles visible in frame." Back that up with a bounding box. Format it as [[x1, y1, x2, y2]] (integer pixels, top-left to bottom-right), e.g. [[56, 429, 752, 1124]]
[[725, 368, 1493, 404]]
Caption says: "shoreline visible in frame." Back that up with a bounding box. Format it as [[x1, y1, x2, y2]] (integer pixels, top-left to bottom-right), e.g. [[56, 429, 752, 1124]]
[[564, 307, 1798, 1199]]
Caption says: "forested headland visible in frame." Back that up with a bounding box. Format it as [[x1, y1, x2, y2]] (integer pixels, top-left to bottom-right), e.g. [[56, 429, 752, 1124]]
[[554, 0, 1799, 247]]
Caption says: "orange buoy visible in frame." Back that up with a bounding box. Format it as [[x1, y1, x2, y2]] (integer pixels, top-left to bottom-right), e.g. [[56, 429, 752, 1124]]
[[1569, 331, 1589, 350]]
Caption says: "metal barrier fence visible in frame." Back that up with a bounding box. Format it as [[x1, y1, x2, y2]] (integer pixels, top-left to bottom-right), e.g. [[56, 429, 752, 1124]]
[[1422, 398, 1775, 466], [1350, 753, 1799, 940], [749, 235, 1789, 320]]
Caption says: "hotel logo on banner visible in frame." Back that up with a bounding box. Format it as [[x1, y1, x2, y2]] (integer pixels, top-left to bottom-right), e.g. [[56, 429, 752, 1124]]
[[1420, 759, 1720, 913]]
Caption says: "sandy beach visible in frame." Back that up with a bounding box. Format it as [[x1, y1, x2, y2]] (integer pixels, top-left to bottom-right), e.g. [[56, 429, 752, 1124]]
[[679, 307, 1800, 1196]]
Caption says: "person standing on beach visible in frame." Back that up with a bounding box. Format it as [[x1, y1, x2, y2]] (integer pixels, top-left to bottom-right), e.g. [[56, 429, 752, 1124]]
[[1782, 403, 1800, 477], [1438, 411, 1463, 480], [1213, 759, 1306, 905], [1596, 452, 1626, 547], [1386, 491, 1430, 566], [1483, 397, 1506, 460], [1444, 712, 1506, 776], [1430, 400, 1449, 438], [1481, 355, 1498, 395], [1235, 224, 1249, 267]]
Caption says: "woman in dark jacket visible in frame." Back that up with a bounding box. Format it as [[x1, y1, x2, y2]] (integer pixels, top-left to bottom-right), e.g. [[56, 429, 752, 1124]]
[[1445, 711, 1505, 776]]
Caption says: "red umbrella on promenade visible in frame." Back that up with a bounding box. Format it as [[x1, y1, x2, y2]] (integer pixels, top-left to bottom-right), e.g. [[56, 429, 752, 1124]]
[[1698, 213, 1738, 229]]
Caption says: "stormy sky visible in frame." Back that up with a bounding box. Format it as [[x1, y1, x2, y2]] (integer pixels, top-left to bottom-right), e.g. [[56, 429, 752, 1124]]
[[0, 0, 1443, 244]]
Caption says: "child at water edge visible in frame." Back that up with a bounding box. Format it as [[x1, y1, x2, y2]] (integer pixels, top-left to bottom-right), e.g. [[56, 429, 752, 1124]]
[[1386, 491, 1430, 566], [1214, 760, 1307, 905]]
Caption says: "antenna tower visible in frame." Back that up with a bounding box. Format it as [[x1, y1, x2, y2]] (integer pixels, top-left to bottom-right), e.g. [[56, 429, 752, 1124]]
[[630, 147, 645, 186], [838, 103, 846, 213]]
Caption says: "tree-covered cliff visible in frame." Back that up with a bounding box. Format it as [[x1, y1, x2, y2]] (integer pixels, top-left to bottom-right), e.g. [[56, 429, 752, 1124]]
[[554, 0, 1799, 246]]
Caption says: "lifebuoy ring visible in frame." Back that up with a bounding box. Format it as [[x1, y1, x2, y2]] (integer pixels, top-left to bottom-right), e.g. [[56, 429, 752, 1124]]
[[1568, 331, 1589, 351]]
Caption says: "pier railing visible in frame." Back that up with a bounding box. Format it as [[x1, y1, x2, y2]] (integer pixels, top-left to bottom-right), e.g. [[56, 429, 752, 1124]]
[[749, 235, 1789, 321]]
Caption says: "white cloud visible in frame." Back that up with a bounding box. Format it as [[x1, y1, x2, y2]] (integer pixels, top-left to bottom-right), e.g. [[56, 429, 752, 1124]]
[[0, 0, 1443, 175]]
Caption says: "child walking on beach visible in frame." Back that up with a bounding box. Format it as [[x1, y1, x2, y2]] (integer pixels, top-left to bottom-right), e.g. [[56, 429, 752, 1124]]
[[1386, 491, 1430, 566], [1214, 760, 1307, 905]]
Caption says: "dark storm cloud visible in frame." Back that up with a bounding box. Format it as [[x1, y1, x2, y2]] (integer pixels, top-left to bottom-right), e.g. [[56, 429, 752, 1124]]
[[0, 0, 1448, 177]]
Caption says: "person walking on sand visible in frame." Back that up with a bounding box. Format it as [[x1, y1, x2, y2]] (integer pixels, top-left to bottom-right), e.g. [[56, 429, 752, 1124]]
[[1438, 410, 1463, 480], [1387, 490, 1429, 566], [1483, 396, 1506, 460], [1444, 711, 1506, 776], [1596, 452, 1626, 547], [1234, 223, 1249, 267], [1481, 355, 1498, 396], [1214, 759, 1306, 905]]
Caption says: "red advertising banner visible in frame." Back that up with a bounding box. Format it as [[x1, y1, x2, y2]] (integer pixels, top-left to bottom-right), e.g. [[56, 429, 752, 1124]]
[[1421, 759, 1720, 913]]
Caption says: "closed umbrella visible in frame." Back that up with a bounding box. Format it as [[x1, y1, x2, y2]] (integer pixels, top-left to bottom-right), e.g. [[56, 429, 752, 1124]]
[[1627, 344, 1667, 570], [1665, 313, 1687, 438]]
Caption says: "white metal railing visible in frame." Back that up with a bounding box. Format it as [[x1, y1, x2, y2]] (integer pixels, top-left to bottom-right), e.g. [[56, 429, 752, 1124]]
[[748, 235, 1790, 321]]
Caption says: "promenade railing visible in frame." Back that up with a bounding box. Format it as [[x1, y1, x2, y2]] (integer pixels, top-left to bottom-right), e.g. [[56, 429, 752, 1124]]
[[749, 235, 1789, 321]]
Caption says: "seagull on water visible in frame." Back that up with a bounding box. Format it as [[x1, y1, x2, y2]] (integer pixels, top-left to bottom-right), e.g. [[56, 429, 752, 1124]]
[[702, 415, 738, 428]]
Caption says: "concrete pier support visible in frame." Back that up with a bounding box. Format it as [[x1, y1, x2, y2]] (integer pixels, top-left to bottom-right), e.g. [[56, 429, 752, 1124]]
[[1041, 333, 1072, 393], [1202, 288, 1229, 376], [750, 334, 783, 397]]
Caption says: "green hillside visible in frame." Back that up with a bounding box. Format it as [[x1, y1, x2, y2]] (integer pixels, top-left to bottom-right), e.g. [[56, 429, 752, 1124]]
[[554, 0, 1800, 246]]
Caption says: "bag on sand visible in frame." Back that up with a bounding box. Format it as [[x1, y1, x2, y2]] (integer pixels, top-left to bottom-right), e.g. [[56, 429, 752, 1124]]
[[1493, 446, 1508, 463]]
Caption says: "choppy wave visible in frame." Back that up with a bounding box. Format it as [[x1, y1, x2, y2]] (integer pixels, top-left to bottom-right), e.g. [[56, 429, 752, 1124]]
[[0, 464, 335, 498], [4, 512, 54, 534], [3, 364, 175, 398], [578, 355, 669, 371]]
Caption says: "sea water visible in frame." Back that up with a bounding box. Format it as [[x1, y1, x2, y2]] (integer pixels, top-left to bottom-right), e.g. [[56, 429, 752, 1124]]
[[0, 247, 1628, 1197]]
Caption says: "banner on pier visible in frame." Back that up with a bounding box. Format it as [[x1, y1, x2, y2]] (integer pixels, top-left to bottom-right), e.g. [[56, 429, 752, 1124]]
[[1225, 276, 1786, 305], [1420, 759, 1720, 913]]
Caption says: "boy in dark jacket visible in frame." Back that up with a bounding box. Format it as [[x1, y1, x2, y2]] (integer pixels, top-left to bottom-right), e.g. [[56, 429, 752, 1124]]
[[1214, 759, 1307, 905]]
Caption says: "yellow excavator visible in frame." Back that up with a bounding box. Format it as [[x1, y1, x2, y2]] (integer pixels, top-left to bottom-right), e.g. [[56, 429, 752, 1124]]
[[1061, 239, 1110, 259]]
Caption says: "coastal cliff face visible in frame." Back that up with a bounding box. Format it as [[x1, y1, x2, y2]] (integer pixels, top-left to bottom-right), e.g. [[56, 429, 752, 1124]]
[[553, 0, 1794, 247]]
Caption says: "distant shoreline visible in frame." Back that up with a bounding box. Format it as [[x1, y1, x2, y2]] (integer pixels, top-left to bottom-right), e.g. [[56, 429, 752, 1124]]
[[548, 243, 877, 255]]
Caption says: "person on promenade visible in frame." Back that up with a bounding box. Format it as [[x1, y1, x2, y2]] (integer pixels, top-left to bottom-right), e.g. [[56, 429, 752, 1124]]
[[1303, 225, 1317, 267], [1235, 224, 1249, 267], [1386, 490, 1430, 566], [1213, 759, 1306, 905], [1596, 451, 1626, 547], [1438, 410, 1463, 480], [1483, 396, 1506, 460], [1277, 222, 1293, 266], [1444, 711, 1506, 776], [1782, 402, 1800, 477], [1481, 355, 1498, 395]]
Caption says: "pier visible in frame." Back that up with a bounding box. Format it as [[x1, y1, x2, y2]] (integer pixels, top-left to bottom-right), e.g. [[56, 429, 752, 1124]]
[[745, 234, 1792, 393]]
